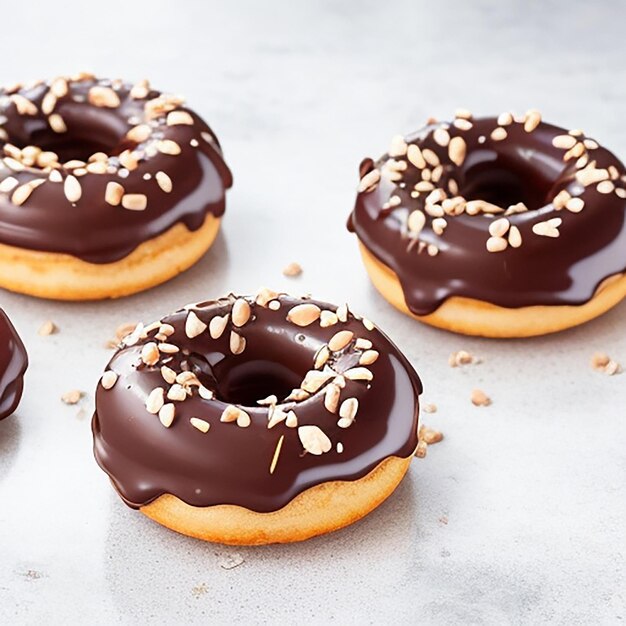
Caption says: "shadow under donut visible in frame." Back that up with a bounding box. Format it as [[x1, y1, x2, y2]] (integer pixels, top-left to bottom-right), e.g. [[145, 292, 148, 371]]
[[0, 416, 22, 481], [103, 471, 423, 622]]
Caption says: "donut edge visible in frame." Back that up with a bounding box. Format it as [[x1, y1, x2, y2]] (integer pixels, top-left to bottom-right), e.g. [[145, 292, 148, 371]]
[[0, 309, 28, 420], [140, 453, 414, 545], [0, 213, 220, 301], [358, 242, 626, 338]]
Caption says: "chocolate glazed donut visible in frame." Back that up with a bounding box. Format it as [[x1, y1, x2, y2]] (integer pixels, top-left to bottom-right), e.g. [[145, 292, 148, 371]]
[[349, 110, 626, 337], [0, 309, 28, 420], [92, 290, 422, 544], [0, 73, 232, 300]]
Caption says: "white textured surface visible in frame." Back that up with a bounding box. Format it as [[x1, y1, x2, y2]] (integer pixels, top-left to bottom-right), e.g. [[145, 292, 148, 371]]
[[0, 1, 625, 624]]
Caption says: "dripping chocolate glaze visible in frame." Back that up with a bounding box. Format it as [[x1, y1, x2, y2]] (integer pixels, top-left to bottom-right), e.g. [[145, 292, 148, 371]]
[[0, 309, 28, 420], [92, 295, 422, 513], [0, 77, 232, 264], [348, 117, 626, 315]]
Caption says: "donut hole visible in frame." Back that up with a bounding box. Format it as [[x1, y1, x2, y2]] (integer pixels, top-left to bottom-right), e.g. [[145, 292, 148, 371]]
[[186, 346, 313, 407], [214, 360, 303, 406], [12, 107, 129, 163], [28, 133, 119, 163], [459, 151, 558, 211]]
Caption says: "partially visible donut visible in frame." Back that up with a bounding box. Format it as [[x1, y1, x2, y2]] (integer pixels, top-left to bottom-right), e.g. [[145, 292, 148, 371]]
[[0, 309, 28, 420], [92, 290, 422, 544], [0, 73, 232, 300], [349, 110, 626, 337]]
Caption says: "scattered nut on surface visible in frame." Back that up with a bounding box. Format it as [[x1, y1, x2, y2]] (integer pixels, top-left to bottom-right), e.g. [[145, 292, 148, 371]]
[[590, 352, 622, 376], [38, 320, 58, 336], [449, 350, 481, 367], [471, 388, 491, 406], [419, 425, 444, 445], [61, 390, 83, 405], [591, 352, 610, 369], [105, 322, 138, 348], [415, 440, 428, 458], [422, 403, 437, 414], [282, 262, 302, 277]]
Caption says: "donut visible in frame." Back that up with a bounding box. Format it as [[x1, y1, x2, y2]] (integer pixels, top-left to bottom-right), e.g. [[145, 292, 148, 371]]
[[0, 73, 232, 300], [92, 291, 422, 544], [349, 110, 626, 337], [0, 309, 28, 420]]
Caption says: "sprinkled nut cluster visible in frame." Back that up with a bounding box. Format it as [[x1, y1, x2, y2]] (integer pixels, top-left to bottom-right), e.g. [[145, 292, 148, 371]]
[[357, 109, 626, 256], [100, 292, 380, 470], [413, 423, 444, 458], [420, 425, 444, 444], [590, 352, 622, 376], [0, 74, 218, 213]]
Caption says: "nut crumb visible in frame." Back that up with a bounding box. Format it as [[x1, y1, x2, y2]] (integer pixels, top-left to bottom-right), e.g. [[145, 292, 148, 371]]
[[61, 390, 83, 405], [191, 583, 208, 598], [38, 320, 58, 336], [439, 515, 448, 525], [419, 425, 443, 444], [591, 352, 622, 375], [471, 388, 491, 406], [415, 440, 428, 458], [282, 262, 302, 277], [105, 322, 139, 348], [449, 350, 481, 367], [422, 402, 437, 414], [591, 352, 610, 368]]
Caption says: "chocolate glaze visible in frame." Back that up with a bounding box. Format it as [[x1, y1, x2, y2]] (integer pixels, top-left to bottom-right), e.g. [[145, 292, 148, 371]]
[[0, 76, 232, 263], [0, 309, 28, 420], [92, 294, 422, 513], [348, 116, 626, 315]]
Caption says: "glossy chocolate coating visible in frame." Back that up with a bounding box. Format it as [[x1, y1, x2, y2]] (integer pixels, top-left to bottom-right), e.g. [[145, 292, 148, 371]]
[[0, 76, 232, 263], [0, 309, 28, 420], [92, 294, 422, 512], [349, 117, 626, 315]]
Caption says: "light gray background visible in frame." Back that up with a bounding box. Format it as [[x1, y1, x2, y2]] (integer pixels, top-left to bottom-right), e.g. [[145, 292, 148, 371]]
[[0, 1, 624, 624]]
